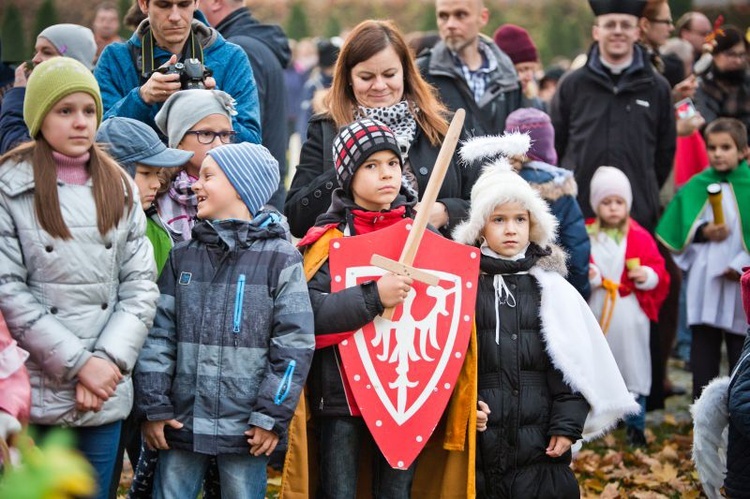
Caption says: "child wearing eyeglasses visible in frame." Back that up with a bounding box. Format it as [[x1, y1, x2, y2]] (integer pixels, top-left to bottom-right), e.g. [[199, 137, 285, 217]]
[[154, 89, 238, 242]]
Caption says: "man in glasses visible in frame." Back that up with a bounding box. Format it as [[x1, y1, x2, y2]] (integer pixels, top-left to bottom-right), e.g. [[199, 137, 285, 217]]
[[551, 0, 675, 234]]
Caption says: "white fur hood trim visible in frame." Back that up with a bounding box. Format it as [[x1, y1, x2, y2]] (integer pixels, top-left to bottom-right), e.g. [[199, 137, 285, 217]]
[[691, 376, 730, 499], [531, 267, 640, 440], [452, 166, 559, 249]]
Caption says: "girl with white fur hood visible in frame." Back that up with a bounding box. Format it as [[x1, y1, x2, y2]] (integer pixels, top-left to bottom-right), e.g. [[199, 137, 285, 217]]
[[455, 133, 639, 498]]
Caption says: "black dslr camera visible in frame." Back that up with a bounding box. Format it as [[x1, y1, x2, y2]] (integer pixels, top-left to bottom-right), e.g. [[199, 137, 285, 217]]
[[158, 58, 213, 90]]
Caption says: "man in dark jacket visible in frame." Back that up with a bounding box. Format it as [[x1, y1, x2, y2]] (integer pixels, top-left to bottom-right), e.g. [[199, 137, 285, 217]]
[[551, 0, 676, 233], [201, 0, 291, 210], [417, 0, 521, 136]]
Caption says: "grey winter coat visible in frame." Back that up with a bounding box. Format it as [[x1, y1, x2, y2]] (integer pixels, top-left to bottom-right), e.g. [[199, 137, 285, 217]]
[[135, 216, 314, 455], [0, 157, 159, 426], [417, 37, 522, 136]]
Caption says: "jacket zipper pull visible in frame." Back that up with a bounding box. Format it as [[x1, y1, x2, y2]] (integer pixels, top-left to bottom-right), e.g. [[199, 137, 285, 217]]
[[233, 274, 246, 347], [274, 360, 297, 405]]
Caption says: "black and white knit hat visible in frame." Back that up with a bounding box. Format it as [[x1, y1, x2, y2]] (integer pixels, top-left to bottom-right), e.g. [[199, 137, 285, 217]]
[[332, 118, 403, 193]]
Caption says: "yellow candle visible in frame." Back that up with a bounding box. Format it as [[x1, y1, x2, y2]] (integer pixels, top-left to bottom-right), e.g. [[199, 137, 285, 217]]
[[707, 183, 725, 225]]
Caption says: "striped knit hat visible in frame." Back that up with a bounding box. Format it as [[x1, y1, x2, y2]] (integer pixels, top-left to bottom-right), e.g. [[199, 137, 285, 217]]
[[206, 143, 279, 216], [332, 118, 403, 194]]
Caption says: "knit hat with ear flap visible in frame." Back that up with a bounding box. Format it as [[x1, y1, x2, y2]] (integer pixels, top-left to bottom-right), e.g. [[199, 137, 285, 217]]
[[453, 132, 558, 248], [23, 57, 102, 139]]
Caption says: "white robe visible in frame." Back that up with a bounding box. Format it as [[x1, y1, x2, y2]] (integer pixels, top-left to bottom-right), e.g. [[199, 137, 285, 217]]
[[588, 232, 656, 397], [673, 183, 750, 335]]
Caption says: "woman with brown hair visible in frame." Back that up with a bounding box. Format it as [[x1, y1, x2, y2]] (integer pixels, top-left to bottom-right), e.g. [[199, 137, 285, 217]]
[[284, 19, 477, 239], [639, 1, 682, 84]]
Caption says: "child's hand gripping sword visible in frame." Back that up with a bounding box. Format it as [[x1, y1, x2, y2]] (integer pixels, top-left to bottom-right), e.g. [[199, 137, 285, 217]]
[[370, 109, 466, 320]]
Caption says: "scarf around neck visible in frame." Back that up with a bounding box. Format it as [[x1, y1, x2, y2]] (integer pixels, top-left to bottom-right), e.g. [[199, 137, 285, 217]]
[[357, 100, 418, 158], [168, 170, 198, 207], [158, 170, 198, 242]]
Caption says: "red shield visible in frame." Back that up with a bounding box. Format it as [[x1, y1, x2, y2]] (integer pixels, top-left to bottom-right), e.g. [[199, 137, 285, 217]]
[[329, 219, 479, 469]]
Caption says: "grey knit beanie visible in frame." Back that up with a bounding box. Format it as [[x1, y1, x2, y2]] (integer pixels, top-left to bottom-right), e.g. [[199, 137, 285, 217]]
[[37, 24, 97, 70], [155, 89, 237, 148]]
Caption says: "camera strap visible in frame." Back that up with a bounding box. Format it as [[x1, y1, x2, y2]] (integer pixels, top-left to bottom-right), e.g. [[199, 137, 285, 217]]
[[132, 28, 205, 84]]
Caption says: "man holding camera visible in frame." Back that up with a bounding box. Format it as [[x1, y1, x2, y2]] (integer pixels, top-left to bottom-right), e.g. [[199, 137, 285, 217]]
[[94, 0, 261, 145]]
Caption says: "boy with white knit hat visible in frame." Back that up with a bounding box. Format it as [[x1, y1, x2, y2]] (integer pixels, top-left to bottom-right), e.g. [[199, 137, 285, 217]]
[[135, 142, 314, 498], [454, 135, 638, 497], [586, 165, 670, 447]]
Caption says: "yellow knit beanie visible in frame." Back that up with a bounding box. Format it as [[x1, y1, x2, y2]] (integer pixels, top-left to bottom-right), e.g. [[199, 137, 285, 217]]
[[23, 57, 103, 138]]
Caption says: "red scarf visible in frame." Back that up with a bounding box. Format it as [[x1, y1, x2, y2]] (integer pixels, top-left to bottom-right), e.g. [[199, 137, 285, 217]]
[[350, 206, 407, 236], [297, 206, 407, 248]]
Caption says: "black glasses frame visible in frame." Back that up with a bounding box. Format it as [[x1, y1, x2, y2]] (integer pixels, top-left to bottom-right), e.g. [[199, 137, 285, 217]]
[[184, 130, 237, 144]]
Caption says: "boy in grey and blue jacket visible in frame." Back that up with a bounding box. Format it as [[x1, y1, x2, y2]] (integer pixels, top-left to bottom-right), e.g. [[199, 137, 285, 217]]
[[135, 143, 314, 498]]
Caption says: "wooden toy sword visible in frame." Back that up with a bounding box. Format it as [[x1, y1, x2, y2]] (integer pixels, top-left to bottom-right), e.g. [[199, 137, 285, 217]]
[[371, 108, 466, 320]]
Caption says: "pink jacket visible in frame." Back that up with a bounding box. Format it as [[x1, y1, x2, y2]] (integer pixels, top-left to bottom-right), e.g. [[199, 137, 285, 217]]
[[742, 267, 750, 323], [0, 312, 30, 420]]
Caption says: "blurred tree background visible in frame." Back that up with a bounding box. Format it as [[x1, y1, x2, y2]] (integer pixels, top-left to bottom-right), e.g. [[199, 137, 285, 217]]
[[1, 0, 748, 64]]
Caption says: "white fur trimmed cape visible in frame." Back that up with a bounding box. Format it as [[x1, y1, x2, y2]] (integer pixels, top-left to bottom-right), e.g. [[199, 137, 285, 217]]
[[530, 265, 640, 440]]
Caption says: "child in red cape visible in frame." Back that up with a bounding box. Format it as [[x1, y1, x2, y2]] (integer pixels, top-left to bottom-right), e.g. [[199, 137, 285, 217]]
[[586, 166, 670, 447]]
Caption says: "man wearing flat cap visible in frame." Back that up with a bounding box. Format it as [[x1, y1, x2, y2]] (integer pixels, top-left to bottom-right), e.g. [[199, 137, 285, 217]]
[[551, 0, 675, 233]]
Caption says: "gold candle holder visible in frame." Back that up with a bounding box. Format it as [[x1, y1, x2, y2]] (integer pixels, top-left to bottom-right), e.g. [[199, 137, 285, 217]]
[[707, 183, 725, 225]]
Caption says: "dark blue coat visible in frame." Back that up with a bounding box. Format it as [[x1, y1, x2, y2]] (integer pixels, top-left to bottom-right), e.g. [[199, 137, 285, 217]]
[[519, 161, 591, 300], [0, 87, 27, 154], [727, 335, 750, 497], [214, 7, 291, 210]]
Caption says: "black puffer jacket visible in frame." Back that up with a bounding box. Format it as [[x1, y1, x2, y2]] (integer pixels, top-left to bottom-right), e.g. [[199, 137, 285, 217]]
[[726, 334, 750, 498], [475, 245, 589, 499]]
